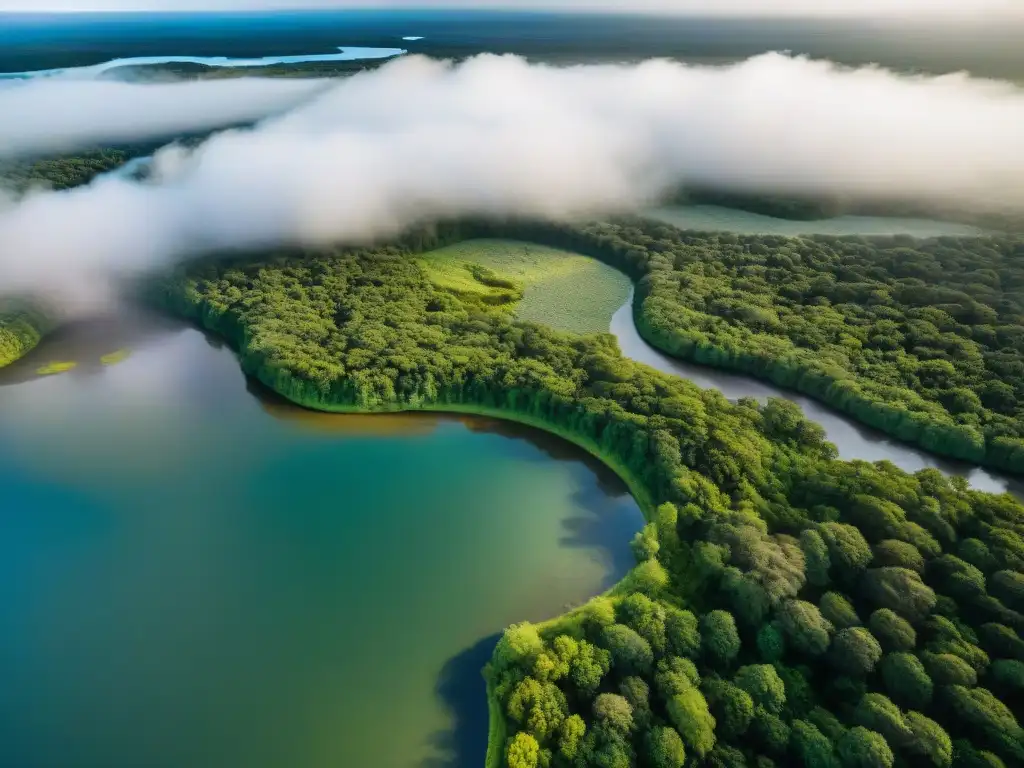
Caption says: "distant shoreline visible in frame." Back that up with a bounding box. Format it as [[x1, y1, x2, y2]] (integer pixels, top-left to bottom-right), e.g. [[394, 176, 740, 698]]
[[0, 46, 406, 79]]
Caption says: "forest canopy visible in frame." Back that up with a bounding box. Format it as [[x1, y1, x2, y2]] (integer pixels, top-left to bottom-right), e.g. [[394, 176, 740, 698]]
[[458, 219, 1024, 475]]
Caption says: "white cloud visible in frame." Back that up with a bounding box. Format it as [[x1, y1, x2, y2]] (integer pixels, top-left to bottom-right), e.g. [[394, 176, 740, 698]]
[[1, 52, 1022, 304], [0, 78, 328, 158]]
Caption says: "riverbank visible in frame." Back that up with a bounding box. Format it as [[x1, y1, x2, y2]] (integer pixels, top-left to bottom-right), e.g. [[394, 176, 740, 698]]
[[462, 219, 1024, 477]]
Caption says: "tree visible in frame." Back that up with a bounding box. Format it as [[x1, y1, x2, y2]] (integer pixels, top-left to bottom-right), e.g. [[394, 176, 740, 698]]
[[593, 693, 634, 737], [558, 715, 585, 762], [778, 600, 834, 656], [990, 659, 1024, 691], [632, 522, 661, 562], [862, 568, 937, 623], [667, 687, 716, 758], [921, 652, 978, 686], [495, 622, 544, 670], [958, 539, 997, 574], [873, 540, 925, 573], [749, 622, 782, 663], [656, 656, 701, 698], [820, 592, 861, 629], [702, 610, 741, 667], [932, 555, 987, 602], [570, 640, 611, 697], [802, 528, 832, 587], [722, 566, 771, 628], [507, 731, 540, 768], [853, 694, 912, 749], [990, 571, 1024, 611], [752, 706, 790, 755], [601, 624, 654, 676], [618, 593, 668, 655], [626, 558, 670, 595], [704, 678, 754, 739], [979, 623, 1024, 661], [707, 744, 748, 768], [904, 711, 953, 768], [880, 652, 933, 709], [849, 496, 907, 542], [618, 677, 651, 729], [578, 725, 633, 768], [646, 726, 686, 768], [507, 677, 568, 742], [869, 609, 917, 651], [951, 740, 1007, 768], [790, 719, 839, 768], [943, 686, 1024, 762], [830, 627, 883, 676], [665, 606, 701, 659], [820, 523, 873, 579], [585, 597, 617, 630], [735, 664, 786, 714], [837, 727, 894, 768]]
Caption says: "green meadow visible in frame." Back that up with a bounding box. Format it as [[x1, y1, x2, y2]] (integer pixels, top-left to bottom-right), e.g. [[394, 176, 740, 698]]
[[418, 239, 630, 335]]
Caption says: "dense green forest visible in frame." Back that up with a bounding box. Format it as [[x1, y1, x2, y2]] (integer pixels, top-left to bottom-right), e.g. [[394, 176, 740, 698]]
[[440, 219, 1024, 476], [153, 228, 1024, 768], [0, 147, 140, 192]]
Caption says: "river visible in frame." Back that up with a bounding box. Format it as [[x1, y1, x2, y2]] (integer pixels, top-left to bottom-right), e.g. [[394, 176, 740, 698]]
[[0, 309, 643, 768], [621, 207, 1021, 499]]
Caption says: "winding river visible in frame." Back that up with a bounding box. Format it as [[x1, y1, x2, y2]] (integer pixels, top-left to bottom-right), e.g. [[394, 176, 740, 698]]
[[0, 208, 1019, 768]]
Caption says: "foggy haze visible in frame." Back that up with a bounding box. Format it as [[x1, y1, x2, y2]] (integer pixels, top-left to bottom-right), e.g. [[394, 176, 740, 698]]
[[0, 77, 328, 158], [3, 1, 1022, 19], [1, 52, 1021, 303]]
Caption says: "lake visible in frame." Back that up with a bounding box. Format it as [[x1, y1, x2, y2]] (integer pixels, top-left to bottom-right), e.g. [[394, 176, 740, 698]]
[[0, 310, 643, 768]]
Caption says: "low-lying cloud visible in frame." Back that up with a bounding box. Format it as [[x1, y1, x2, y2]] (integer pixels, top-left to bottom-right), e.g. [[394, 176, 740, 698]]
[[2, 52, 1024, 302], [0, 77, 329, 157]]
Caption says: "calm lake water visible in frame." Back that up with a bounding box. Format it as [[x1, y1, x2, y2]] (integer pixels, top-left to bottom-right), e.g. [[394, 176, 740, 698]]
[[0, 310, 643, 768]]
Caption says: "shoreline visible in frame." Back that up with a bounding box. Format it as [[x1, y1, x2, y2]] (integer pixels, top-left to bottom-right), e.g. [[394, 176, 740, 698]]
[[0, 46, 407, 79], [255, 388, 656, 768]]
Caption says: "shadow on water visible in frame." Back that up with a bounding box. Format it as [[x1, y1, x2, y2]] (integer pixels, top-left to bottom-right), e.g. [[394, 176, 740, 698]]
[[0, 306, 187, 387], [421, 633, 502, 768]]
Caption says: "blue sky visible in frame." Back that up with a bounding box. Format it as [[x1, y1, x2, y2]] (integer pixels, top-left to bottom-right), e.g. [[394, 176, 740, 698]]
[[0, 0, 1018, 17]]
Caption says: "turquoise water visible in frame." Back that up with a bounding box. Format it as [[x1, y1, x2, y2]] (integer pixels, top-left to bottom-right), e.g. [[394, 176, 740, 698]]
[[0, 313, 643, 768]]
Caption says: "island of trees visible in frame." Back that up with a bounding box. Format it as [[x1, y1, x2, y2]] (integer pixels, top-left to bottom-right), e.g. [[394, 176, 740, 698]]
[[149, 221, 1024, 768]]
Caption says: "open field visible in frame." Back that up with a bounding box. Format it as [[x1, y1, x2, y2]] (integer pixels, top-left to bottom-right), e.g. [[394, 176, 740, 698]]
[[418, 239, 630, 335]]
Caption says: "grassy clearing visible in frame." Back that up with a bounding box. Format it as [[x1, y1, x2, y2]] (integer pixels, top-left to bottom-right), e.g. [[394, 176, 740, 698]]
[[417, 239, 630, 335]]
